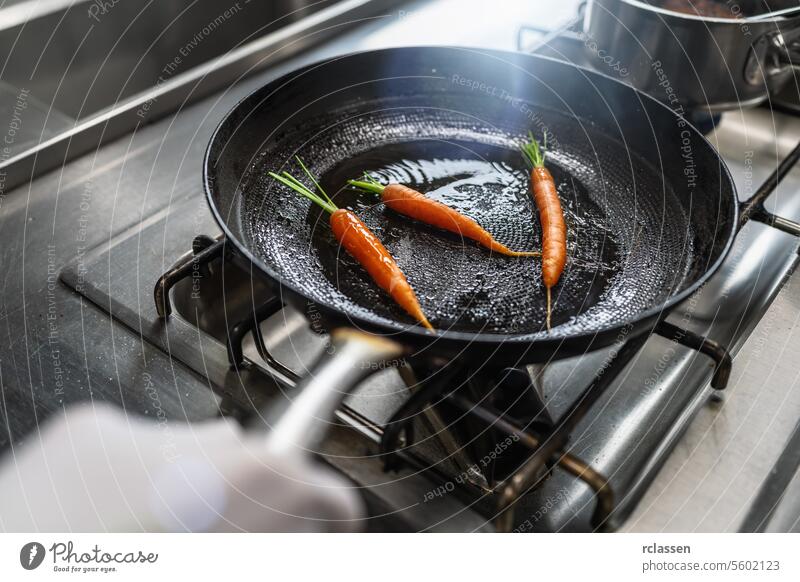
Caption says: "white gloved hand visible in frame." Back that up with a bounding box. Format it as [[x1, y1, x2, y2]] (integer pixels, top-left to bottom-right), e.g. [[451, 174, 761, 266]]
[[0, 403, 365, 532]]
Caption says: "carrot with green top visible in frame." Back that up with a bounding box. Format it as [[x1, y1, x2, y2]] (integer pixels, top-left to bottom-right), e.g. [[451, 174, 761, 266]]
[[347, 175, 539, 258], [521, 132, 566, 331], [269, 158, 433, 331]]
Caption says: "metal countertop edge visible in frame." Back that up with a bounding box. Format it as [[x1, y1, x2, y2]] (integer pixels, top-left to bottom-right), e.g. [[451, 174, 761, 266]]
[[0, 0, 406, 193]]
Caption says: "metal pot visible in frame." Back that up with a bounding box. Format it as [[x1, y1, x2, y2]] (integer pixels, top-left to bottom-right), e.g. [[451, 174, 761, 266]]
[[582, 0, 800, 111]]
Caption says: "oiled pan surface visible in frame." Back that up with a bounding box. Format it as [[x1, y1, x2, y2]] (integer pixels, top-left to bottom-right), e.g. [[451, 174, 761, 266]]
[[207, 48, 735, 346]]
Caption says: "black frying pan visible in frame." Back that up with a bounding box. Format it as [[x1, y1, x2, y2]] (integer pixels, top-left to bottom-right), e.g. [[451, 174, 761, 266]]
[[203, 47, 737, 451]]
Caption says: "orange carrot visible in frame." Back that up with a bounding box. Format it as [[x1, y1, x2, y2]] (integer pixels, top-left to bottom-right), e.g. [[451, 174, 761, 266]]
[[269, 159, 433, 331], [348, 177, 539, 258], [521, 132, 566, 331]]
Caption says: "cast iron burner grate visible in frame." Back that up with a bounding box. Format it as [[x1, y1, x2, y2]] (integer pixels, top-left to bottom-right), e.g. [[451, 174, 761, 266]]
[[149, 16, 800, 528], [150, 135, 800, 530]]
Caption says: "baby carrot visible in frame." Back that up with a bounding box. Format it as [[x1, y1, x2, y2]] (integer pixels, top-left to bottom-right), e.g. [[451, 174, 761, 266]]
[[348, 176, 539, 258], [269, 159, 433, 331], [521, 132, 566, 331]]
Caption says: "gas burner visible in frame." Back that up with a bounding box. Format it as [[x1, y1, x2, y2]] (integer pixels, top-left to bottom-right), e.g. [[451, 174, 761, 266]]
[[151, 230, 626, 530], [56, 119, 800, 530], [4, 0, 800, 538], [143, 200, 755, 532]]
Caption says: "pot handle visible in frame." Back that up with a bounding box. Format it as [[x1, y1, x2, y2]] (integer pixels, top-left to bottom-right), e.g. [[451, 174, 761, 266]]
[[773, 35, 800, 75], [264, 328, 403, 456], [745, 27, 800, 85]]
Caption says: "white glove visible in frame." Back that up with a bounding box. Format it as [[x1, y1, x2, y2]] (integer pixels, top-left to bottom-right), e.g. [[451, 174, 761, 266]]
[[0, 403, 365, 532]]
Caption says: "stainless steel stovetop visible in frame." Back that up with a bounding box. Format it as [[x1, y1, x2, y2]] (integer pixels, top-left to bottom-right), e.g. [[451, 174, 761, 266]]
[[3, 0, 800, 532]]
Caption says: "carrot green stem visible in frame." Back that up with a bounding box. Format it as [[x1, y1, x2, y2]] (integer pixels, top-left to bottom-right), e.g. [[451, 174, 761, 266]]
[[348, 172, 385, 195], [279, 171, 311, 193], [364, 172, 382, 186], [268, 166, 337, 215], [295, 156, 335, 208], [348, 179, 385, 195], [520, 130, 547, 168]]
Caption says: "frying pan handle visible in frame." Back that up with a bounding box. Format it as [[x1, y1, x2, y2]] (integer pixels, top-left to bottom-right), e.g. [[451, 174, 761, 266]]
[[264, 328, 403, 456]]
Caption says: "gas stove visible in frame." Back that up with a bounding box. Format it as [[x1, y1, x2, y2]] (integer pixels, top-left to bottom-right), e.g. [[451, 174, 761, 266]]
[[4, 0, 800, 533]]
